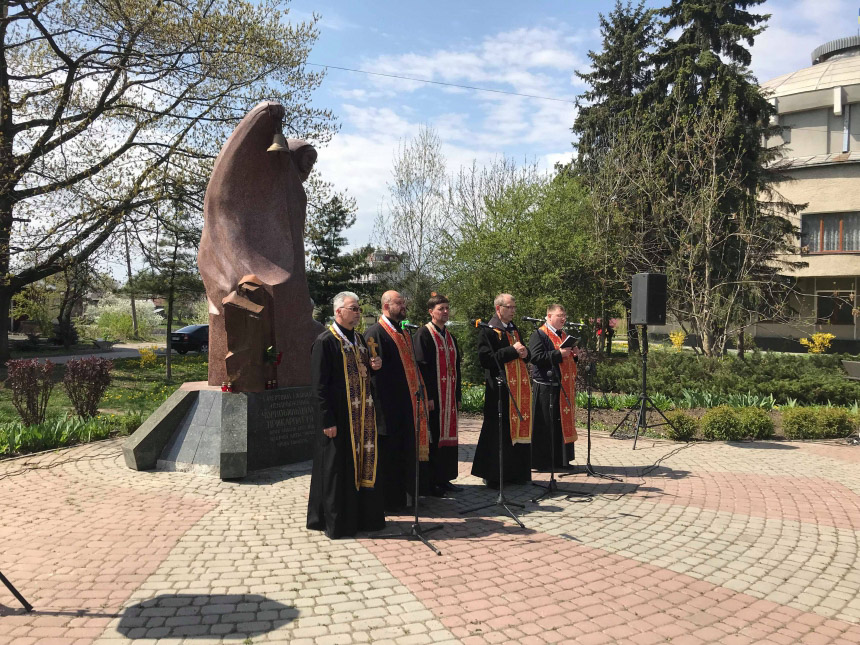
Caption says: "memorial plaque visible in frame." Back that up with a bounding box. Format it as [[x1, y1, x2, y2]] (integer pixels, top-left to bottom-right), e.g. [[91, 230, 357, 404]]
[[246, 386, 318, 471]]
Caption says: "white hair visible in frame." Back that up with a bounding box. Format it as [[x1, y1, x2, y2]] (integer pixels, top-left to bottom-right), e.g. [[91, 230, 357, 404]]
[[332, 291, 359, 311], [494, 293, 513, 308]]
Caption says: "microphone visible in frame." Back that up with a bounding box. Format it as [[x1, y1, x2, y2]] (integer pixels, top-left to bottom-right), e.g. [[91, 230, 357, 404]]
[[471, 319, 491, 328], [401, 322, 419, 330], [522, 316, 544, 323], [565, 322, 586, 329]]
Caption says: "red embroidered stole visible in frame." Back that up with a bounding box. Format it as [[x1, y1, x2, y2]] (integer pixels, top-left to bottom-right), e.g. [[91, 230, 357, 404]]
[[379, 318, 430, 461], [425, 323, 458, 447], [539, 325, 577, 444], [329, 325, 377, 489], [495, 326, 532, 444]]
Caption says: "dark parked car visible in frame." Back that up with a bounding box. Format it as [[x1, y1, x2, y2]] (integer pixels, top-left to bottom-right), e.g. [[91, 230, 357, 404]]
[[170, 324, 209, 354]]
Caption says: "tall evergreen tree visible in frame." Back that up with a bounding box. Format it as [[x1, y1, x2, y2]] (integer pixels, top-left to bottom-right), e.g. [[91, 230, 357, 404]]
[[639, 0, 800, 355], [305, 196, 371, 320], [573, 1, 657, 164]]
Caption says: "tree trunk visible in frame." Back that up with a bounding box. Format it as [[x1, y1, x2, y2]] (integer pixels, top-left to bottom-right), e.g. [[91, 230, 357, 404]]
[[737, 329, 745, 360], [165, 250, 179, 382], [0, 286, 11, 365], [124, 228, 139, 338]]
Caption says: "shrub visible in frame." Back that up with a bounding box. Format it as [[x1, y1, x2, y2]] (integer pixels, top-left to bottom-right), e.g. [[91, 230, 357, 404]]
[[77, 293, 161, 341], [595, 352, 860, 406], [665, 411, 698, 442], [669, 330, 686, 351], [6, 359, 55, 425], [63, 357, 113, 418], [139, 346, 159, 368], [701, 406, 745, 441], [815, 407, 854, 439], [737, 407, 774, 440], [799, 332, 835, 354], [461, 385, 485, 414], [782, 407, 817, 439]]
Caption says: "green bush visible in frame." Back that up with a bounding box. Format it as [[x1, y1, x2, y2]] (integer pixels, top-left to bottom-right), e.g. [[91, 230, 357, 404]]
[[665, 411, 698, 442], [815, 407, 854, 439], [737, 407, 774, 440], [595, 352, 860, 406], [701, 406, 745, 441], [461, 385, 485, 414], [782, 407, 817, 439]]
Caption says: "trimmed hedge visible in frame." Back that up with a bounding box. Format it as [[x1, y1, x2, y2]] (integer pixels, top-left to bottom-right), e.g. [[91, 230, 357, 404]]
[[783, 406, 856, 440], [595, 351, 860, 406], [665, 411, 698, 442]]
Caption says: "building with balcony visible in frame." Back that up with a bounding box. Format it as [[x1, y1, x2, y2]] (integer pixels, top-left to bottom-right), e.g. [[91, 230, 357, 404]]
[[753, 36, 860, 350]]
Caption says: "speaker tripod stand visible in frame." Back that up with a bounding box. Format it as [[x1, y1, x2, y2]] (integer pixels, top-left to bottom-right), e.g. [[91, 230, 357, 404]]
[[610, 325, 677, 450], [1, 571, 33, 612]]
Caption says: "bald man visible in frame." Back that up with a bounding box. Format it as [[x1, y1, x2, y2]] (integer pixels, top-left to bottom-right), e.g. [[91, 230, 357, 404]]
[[364, 291, 431, 511]]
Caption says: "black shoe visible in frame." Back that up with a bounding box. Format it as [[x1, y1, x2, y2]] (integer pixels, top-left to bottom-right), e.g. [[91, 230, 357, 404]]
[[443, 482, 464, 492], [426, 484, 446, 497]]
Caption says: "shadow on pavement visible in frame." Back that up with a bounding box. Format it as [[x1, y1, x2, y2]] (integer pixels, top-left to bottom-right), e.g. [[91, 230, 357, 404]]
[[726, 441, 799, 450], [116, 594, 297, 640]]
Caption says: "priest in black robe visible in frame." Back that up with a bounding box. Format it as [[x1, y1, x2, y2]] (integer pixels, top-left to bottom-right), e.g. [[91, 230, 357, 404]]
[[471, 293, 533, 487], [307, 291, 385, 539], [528, 304, 577, 470], [365, 290, 430, 510], [413, 294, 463, 494]]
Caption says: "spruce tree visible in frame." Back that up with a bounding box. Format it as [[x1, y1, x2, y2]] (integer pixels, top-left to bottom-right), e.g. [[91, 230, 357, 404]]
[[573, 1, 657, 164], [305, 196, 372, 320]]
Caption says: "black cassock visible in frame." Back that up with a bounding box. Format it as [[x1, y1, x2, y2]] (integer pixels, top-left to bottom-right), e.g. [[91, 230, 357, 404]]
[[528, 328, 575, 470], [365, 318, 424, 509], [413, 324, 462, 485], [306, 327, 385, 538], [471, 316, 532, 484]]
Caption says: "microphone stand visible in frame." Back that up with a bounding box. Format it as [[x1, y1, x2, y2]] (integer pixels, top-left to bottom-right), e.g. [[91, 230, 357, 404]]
[[0, 570, 33, 612], [460, 324, 526, 528], [582, 361, 620, 482], [377, 324, 441, 555]]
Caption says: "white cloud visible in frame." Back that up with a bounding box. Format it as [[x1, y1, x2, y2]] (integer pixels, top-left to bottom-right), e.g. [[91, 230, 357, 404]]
[[317, 24, 588, 246]]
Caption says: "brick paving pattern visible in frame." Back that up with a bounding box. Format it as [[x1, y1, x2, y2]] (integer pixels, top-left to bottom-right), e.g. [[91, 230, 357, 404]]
[[1, 417, 859, 644]]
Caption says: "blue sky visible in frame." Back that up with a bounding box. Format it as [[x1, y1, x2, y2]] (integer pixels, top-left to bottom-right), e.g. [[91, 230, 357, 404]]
[[287, 0, 860, 246]]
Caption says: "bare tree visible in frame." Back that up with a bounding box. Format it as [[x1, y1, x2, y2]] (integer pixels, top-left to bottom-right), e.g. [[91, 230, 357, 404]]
[[374, 125, 446, 302], [596, 98, 802, 356]]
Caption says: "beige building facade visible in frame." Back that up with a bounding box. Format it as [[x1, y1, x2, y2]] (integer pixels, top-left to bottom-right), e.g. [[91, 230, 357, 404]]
[[754, 36, 860, 350]]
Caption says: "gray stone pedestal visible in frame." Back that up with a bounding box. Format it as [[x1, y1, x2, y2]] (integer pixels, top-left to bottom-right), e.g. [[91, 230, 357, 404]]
[[123, 383, 317, 480]]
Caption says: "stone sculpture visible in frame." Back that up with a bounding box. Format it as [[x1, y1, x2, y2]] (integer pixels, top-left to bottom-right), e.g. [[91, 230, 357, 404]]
[[198, 101, 318, 390]]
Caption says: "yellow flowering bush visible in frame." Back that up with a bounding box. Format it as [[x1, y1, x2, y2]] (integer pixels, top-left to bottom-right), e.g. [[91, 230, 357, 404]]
[[139, 346, 159, 368], [799, 332, 835, 354], [669, 330, 687, 351]]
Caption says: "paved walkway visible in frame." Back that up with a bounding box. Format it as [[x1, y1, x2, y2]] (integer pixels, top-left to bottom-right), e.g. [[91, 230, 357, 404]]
[[2, 419, 859, 644]]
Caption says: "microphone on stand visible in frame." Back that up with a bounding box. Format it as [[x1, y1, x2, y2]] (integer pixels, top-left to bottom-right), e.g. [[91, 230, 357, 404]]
[[565, 322, 586, 329], [471, 319, 491, 329], [401, 322, 419, 330], [522, 316, 544, 324]]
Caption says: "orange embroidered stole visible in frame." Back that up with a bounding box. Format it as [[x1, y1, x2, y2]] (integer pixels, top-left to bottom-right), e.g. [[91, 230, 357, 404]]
[[425, 323, 458, 447], [329, 325, 377, 489], [379, 317, 430, 461], [497, 326, 532, 444], [539, 325, 577, 444]]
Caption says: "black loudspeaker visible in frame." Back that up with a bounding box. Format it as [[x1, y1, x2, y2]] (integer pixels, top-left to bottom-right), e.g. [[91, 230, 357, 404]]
[[631, 273, 667, 326]]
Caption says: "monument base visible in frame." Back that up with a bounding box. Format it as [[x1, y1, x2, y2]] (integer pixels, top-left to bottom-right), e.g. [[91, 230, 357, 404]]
[[123, 382, 317, 480]]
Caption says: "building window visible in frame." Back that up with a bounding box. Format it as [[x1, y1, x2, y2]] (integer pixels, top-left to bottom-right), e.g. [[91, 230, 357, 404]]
[[816, 291, 855, 325], [802, 213, 860, 253]]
